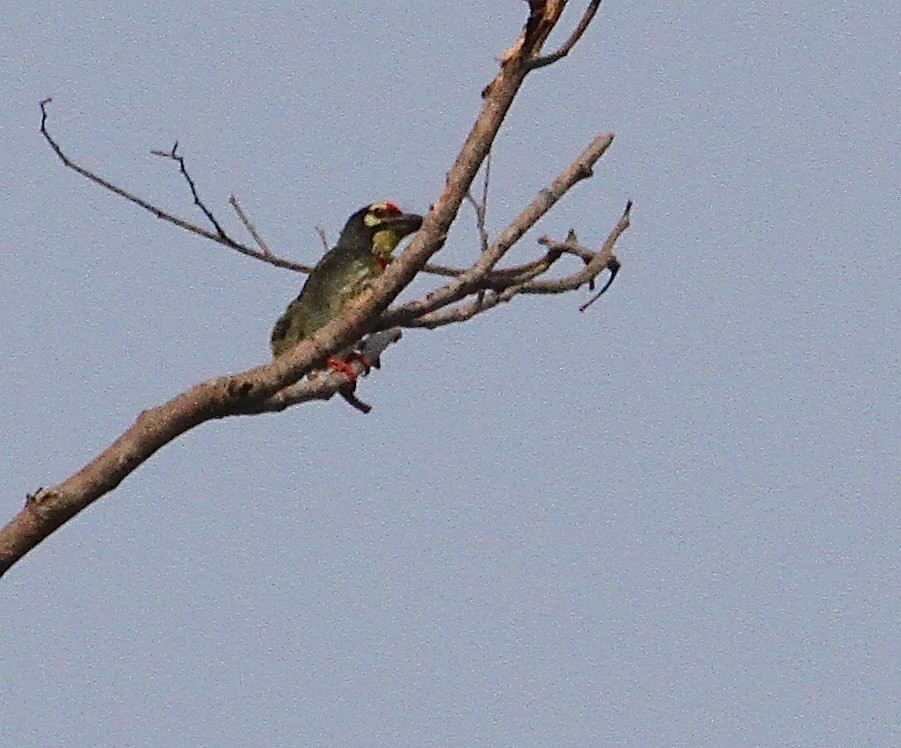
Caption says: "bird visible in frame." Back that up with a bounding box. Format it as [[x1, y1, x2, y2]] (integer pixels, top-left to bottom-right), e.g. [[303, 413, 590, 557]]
[[271, 201, 423, 382]]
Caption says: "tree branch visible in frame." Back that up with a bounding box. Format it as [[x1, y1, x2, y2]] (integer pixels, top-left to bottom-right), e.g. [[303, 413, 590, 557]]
[[529, 1, 603, 70], [465, 152, 492, 254], [39, 99, 313, 274], [3, 2, 608, 577], [402, 200, 630, 329], [40, 100, 589, 286], [237, 329, 404, 414], [229, 194, 275, 257], [377, 132, 614, 328], [150, 141, 231, 240]]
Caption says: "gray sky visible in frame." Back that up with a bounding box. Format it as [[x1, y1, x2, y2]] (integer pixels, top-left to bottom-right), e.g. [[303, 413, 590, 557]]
[[2, 2, 897, 746]]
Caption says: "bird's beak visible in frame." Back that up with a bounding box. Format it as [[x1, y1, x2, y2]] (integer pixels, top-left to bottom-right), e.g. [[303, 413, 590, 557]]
[[383, 212, 423, 238]]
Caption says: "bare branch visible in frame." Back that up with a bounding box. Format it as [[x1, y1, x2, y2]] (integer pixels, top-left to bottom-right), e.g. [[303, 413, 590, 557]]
[[39, 99, 196, 234], [401, 201, 630, 329], [421, 233, 593, 279], [39, 99, 313, 274], [6, 4, 611, 576], [464, 152, 492, 253], [481, 151, 491, 215], [150, 142, 231, 239], [315, 226, 330, 253], [529, 0, 603, 70], [39, 100, 572, 285], [472, 249, 566, 291], [495, 0, 572, 71], [379, 132, 614, 328], [523, 199, 631, 295], [407, 266, 551, 330], [239, 329, 403, 414], [578, 257, 620, 311], [229, 194, 274, 257], [464, 189, 490, 254], [420, 262, 463, 277]]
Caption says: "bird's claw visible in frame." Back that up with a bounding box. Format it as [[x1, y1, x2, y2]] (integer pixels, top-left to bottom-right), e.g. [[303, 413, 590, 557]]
[[326, 352, 375, 388], [326, 357, 361, 386]]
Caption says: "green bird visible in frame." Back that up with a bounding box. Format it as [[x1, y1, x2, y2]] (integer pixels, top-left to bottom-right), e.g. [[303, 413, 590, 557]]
[[271, 200, 423, 379]]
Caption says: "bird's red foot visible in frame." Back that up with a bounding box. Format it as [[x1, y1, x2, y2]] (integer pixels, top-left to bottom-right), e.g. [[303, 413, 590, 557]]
[[326, 353, 374, 388], [326, 357, 359, 386]]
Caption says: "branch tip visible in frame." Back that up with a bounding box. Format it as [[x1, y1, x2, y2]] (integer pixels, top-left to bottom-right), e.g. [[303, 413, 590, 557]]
[[338, 390, 373, 414], [230, 194, 274, 256], [528, 0, 604, 70], [578, 256, 620, 312], [315, 227, 330, 253]]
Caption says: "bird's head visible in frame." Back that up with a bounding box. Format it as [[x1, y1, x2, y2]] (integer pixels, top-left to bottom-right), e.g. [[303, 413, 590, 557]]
[[338, 201, 424, 263]]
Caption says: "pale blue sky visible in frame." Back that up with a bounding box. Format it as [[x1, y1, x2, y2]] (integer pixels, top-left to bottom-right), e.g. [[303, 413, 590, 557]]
[[2, 2, 898, 746]]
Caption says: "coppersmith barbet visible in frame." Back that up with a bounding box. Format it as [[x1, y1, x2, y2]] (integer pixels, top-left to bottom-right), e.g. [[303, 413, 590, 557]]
[[270, 201, 423, 379]]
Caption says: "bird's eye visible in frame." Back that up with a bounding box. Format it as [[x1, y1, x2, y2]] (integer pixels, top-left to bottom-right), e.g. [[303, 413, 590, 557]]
[[371, 202, 401, 220]]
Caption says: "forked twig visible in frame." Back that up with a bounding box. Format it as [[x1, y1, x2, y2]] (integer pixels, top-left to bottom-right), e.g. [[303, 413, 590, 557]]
[[464, 152, 492, 253], [39, 99, 312, 272], [529, 1, 604, 70], [150, 142, 230, 239]]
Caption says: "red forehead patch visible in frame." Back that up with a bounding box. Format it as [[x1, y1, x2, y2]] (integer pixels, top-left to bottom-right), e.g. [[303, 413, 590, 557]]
[[383, 201, 401, 214]]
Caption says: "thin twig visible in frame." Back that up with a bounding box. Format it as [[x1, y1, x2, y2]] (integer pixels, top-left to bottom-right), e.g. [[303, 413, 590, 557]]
[[39, 99, 200, 235], [379, 132, 614, 327], [529, 0, 603, 70], [421, 238, 592, 279], [39, 100, 566, 284], [473, 251, 563, 290], [229, 195, 273, 257], [315, 227, 330, 253], [464, 152, 492, 253], [526, 199, 630, 296], [395, 200, 630, 328], [481, 151, 491, 213], [39, 99, 313, 274], [151, 142, 231, 239], [464, 192, 490, 254], [578, 257, 620, 311]]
